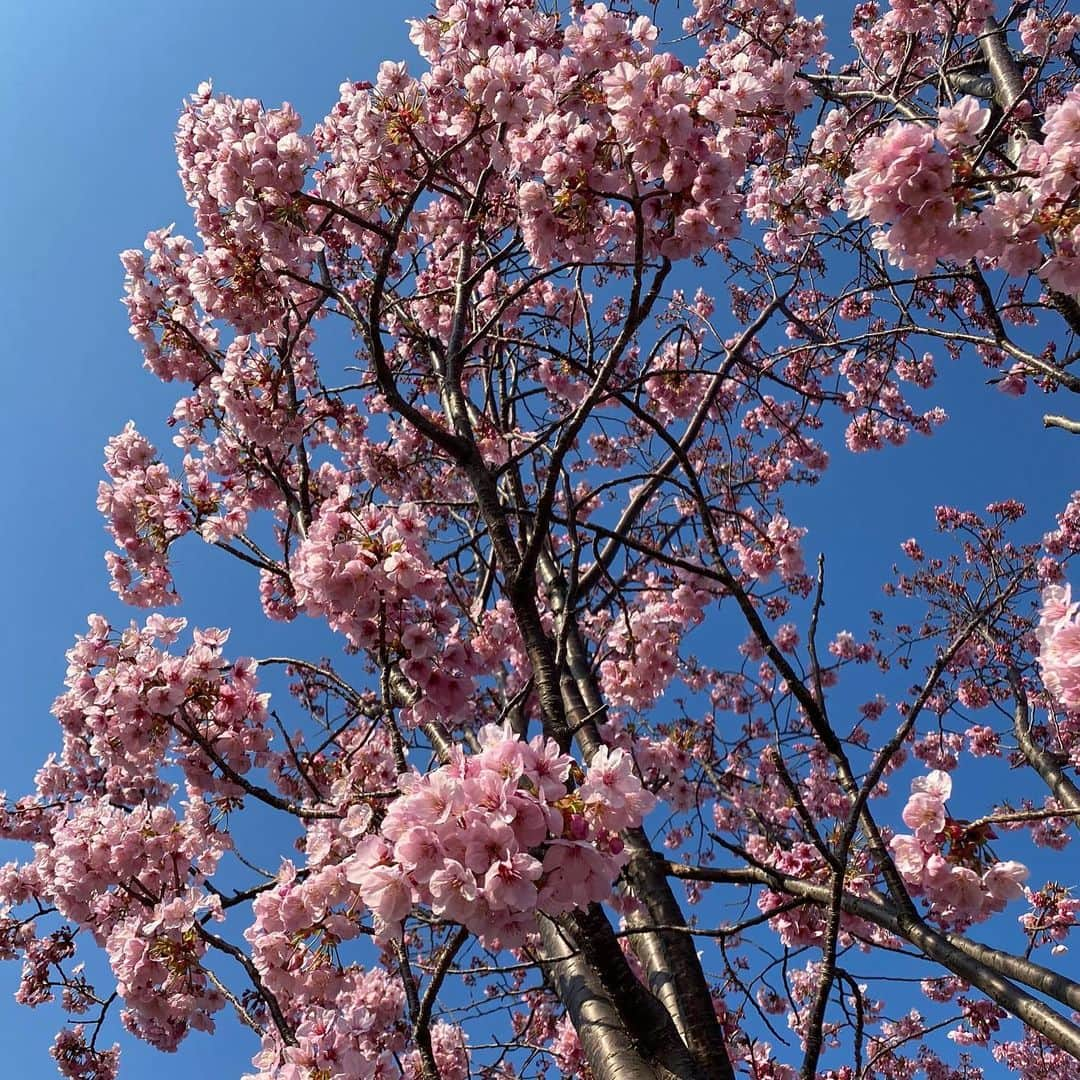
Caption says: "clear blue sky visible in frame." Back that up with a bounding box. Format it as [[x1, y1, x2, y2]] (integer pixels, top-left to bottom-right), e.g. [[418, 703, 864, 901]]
[[1, 2, 1076, 1077]]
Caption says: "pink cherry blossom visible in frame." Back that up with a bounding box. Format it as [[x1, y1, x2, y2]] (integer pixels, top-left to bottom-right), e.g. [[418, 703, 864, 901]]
[[1037, 584, 1080, 710]]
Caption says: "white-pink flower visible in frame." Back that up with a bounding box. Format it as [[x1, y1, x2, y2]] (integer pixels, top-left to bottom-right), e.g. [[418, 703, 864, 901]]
[[577, 745, 657, 832], [983, 860, 1029, 904], [937, 96, 991, 148], [429, 860, 479, 923], [933, 865, 986, 920], [911, 769, 952, 801], [483, 854, 543, 911], [902, 791, 947, 840], [1037, 584, 1080, 710], [889, 833, 926, 878]]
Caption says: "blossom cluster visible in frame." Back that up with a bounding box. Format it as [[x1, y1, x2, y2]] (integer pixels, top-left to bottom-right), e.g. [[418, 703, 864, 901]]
[[844, 107, 987, 273], [731, 513, 808, 584], [1037, 583, 1080, 716], [1020, 882, 1080, 955], [838, 347, 947, 453], [8, 793, 232, 1052], [172, 82, 322, 333], [245, 965, 409, 1080], [841, 87, 1080, 296], [598, 572, 712, 711], [291, 490, 446, 644], [97, 424, 189, 607], [889, 771, 1029, 927], [308, 0, 825, 286], [51, 1027, 120, 1080], [345, 727, 655, 948], [32, 798, 226, 933], [290, 490, 477, 725], [49, 614, 274, 803]]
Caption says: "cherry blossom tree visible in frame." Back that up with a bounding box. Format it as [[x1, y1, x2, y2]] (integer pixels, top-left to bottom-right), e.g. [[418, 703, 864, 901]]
[[7, 0, 1080, 1077]]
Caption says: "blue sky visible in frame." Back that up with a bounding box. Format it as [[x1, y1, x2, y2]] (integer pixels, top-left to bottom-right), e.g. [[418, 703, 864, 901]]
[[1, 1, 1077, 1077]]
